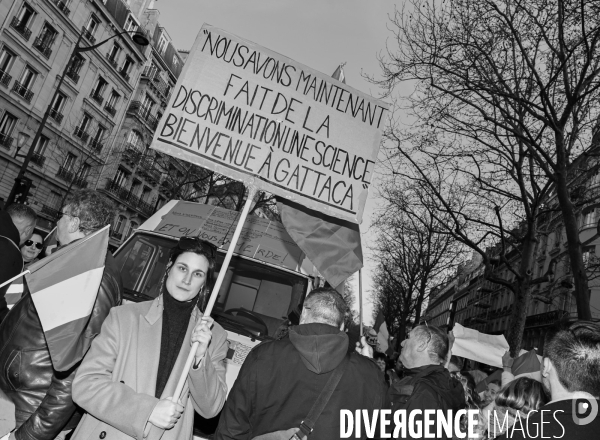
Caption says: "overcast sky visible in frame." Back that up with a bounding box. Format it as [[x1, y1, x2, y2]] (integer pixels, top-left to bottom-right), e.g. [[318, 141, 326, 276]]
[[157, 0, 403, 325]]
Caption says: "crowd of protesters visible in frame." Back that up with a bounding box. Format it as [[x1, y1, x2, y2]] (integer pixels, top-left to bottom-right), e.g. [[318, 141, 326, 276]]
[[1, 190, 600, 440]]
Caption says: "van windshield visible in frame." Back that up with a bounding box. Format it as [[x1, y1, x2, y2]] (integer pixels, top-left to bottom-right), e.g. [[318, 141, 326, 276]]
[[114, 232, 309, 340]]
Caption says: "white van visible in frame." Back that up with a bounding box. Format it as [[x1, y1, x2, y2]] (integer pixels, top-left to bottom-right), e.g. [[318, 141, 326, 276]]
[[113, 200, 312, 438]]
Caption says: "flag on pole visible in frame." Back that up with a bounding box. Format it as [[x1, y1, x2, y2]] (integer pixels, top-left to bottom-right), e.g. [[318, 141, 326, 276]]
[[25, 226, 109, 371], [332, 63, 346, 84], [277, 198, 363, 290], [373, 310, 390, 354]]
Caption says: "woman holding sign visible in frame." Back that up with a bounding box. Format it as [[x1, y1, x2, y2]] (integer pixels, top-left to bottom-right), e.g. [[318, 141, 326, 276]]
[[71, 237, 228, 440]]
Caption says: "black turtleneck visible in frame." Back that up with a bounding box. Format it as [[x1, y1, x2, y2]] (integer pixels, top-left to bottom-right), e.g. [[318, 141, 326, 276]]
[[155, 291, 198, 398]]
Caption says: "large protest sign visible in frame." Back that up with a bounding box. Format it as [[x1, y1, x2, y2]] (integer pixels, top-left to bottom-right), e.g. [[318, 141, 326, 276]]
[[144, 201, 304, 270], [151, 24, 389, 223]]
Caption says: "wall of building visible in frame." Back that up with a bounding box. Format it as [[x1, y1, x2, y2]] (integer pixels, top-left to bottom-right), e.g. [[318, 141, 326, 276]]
[[0, 0, 148, 234]]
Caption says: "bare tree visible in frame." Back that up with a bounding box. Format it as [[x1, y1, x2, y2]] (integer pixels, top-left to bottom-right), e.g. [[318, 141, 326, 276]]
[[371, 204, 460, 345], [372, 0, 600, 320]]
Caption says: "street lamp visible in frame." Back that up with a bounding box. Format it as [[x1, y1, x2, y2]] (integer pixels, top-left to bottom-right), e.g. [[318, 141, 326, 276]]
[[6, 29, 150, 206]]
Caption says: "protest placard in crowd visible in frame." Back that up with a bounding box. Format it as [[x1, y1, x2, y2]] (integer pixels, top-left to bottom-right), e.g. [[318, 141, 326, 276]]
[[451, 323, 510, 367], [151, 24, 389, 223]]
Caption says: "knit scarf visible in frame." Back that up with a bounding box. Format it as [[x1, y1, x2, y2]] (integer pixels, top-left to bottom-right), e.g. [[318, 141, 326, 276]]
[[155, 291, 199, 398]]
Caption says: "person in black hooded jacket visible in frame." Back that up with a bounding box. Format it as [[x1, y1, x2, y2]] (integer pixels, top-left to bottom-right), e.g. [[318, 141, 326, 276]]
[[215, 287, 389, 440], [389, 324, 466, 440]]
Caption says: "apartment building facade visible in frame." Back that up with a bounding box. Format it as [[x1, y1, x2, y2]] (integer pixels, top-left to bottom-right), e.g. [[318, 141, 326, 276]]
[[0, 0, 148, 233], [95, 6, 189, 247], [425, 149, 600, 353]]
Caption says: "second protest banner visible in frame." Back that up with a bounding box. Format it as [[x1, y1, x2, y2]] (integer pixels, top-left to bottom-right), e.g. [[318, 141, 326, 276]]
[[151, 24, 389, 224]]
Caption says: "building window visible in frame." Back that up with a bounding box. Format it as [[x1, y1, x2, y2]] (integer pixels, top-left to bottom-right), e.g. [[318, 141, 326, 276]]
[[120, 56, 134, 76], [33, 135, 49, 154], [15, 3, 36, 29], [126, 221, 138, 238], [105, 90, 120, 113], [127, 130, 143, 149], [172, 55, 179, 69], [34, 23, 57, 58], [63, 152, 77, 171], [19, 65, 37, 89], [79, 163, 91, 180], [141, 93, 155, 116], [157, 34, 167, 55], [124, 15, 139, 33], [93, 125, 106, 142], [85, 15, 100, 41], [91, 125, 105, 153], [114, 168, 129, 187], [107, 43, 121, 64], [79, 113, 92, 132], [115, 215, 126, 233], [70, 54, 85, 74], [91, 76, 108, 101], [49, 92, 66, 123], [582, 209, 597, 228], [0, 112, 17, 148], [141, 186, 152, 202], [48, 191, 61, 209], [0, 47, 16, 78], [0, 112, 17, 136]]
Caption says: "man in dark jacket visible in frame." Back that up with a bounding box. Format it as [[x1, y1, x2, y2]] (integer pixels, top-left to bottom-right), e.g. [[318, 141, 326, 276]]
[[0, 204, 37, 323], [0, 190, 123, 440], [389, 324, 466, 439], [215, 287, 389, 440]]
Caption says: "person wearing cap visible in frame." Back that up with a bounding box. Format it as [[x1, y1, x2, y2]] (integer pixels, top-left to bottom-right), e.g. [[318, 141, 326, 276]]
[[71, 237, 228, 440]]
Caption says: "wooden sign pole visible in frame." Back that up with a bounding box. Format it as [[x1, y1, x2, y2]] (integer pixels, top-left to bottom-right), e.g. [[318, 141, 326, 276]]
[[171, 184, 257, 403]]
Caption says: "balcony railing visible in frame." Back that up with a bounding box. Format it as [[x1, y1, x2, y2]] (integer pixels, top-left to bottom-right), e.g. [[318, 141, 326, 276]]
[[104, 179, 155, 216], [110, 230, 123, 240], [49, 108, 64, 124], [12, 81, 34, 103], [106, 53, 119, 69], [41, 204, 60, 220], [90, 138, 103, 154], [33, 37, 52, 59], [73, 175, 88, 188], [73, 126, 90, 142], [65, 68, 80, 83], [90, 92, 104, 105], [52, 0, 70, 16], [104, 104, 116, 117], [119, 68, 130, 82], [122, 144, 142, 165], [525, 310, 569, 328], [10, 17, 32, 41], [0, 70, 12, 87], [57, 166, 75, 181], [143, 67, 172, 100], [82, 27, 96, 44], [31, 152, 46, 166], [0, 133, 13, 150], [127, 101, 159, 130]]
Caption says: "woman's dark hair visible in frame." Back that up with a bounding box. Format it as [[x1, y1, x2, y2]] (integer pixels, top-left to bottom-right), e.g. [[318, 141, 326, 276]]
[[494, 377, 548, 414], [161, 237, 217, 311]]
